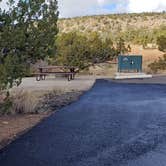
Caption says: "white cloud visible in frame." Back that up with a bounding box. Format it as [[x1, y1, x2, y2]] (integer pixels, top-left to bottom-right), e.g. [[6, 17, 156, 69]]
[[0, 0, 8, 11], [58, 0, 128, 18], [58, 0, 98, 18], [97, 0, 106, 6], [128, 0, 166, 13]]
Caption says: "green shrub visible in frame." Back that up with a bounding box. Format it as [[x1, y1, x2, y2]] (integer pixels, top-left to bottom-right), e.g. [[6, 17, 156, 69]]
[[149, 54, 166, 73], [54, 32, 129, 69], [0, 92, 12, 115], [157, 35, 166, 52]]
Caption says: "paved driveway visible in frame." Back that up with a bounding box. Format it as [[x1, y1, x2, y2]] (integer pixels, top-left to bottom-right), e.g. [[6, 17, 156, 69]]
[[1, 79, 166, 166]]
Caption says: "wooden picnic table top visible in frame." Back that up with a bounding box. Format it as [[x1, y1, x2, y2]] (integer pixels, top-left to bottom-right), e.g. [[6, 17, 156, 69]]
[[35, 66, 78, 81], [38, 66, 76, 70]]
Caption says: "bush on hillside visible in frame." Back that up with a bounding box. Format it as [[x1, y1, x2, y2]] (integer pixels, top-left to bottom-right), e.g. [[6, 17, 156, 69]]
[[55, 32, 119, 69], [157, 35, 166, 52], [149, 35, 166, 73], [148, 54, 166, 73]]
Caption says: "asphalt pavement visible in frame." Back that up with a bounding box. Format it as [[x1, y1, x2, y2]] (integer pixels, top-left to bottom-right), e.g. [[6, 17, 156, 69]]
[[1, 79, 166, 166]]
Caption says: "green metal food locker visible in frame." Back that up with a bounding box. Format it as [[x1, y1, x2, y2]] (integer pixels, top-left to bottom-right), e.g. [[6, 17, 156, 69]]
[[118, 55, 142, 72]]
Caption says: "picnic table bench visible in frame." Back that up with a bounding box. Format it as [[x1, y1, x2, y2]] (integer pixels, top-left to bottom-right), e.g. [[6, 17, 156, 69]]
[[34, 66, 78, 81]]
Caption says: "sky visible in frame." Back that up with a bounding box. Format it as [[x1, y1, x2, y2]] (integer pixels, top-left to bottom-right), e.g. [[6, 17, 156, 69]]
[[0, 0, 166, 18]]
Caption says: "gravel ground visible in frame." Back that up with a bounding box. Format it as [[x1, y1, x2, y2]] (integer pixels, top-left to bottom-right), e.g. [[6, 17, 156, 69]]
[[12, 75, 96, 92], [1, 77, 166, 166]]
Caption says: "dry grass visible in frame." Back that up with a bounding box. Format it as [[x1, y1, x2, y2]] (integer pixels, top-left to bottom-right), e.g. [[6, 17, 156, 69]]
[[9, 89, 83, 115], [88, 63, 116, 76], [11, 90, 40, 114]]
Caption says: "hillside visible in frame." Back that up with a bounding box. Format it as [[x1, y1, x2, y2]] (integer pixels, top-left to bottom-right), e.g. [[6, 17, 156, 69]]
[[58, 13, 166, 37], [57, 12, 166, 74]]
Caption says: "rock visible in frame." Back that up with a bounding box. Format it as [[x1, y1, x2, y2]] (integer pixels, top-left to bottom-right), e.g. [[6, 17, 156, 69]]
[[2, 121, 9, 125]]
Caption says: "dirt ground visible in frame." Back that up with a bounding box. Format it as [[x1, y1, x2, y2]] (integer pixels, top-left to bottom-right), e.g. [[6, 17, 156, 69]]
[[0, 113, 51, 150], [130, 45, 164, 72], [0, 75, 96, 150]]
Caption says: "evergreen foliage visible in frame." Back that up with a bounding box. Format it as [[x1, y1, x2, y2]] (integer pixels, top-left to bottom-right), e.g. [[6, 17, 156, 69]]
[[0, 0, 58, 114], [157, 35, 166, 52], [55, 32, 129, 69], [0, 0, 59, 91], [149, 35, 166, 73]]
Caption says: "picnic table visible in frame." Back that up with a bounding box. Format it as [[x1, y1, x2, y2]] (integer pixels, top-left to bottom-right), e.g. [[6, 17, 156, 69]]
[[34, 66, 78, 81]]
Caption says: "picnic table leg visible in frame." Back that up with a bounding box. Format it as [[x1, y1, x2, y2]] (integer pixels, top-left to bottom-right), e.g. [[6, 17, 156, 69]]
[[41, 74, 46, 80], [70, 68, 75, 80], [38, 68, 46, 81], [71, 73, 75, 80], [68, 74, 73, 81], [36, 75, 41, 81], [68, 74, 70, 81]]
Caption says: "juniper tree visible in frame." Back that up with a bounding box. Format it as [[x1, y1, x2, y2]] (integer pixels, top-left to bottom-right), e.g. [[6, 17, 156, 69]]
[[116, 37, 128, 55], [56, 32, 116, 69], [0, 0, 59, 90], [157, 35, 166, 52]]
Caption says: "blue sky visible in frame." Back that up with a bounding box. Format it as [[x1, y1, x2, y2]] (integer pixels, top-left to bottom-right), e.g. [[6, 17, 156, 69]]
[[0, 0, 166, 18], [102, 4, 117, 11]]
